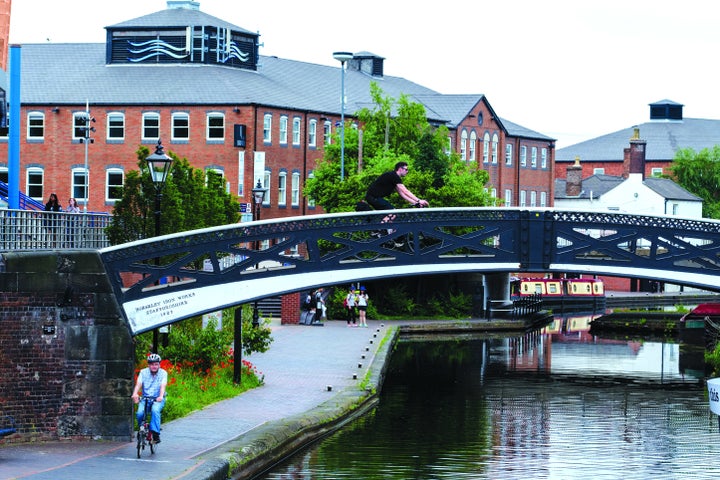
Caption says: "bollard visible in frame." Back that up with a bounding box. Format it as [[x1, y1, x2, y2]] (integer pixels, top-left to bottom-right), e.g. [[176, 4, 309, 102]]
[[327, 385, 332, 392], [352, 373, 357, 380]]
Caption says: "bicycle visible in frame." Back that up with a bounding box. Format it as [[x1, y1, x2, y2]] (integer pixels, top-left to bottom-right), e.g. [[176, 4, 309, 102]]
[[136, 395, 157, 458], [358, 201, 432, 252]]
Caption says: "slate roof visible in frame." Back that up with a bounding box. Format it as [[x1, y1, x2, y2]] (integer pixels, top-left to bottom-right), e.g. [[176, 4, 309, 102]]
[[498, 117, 555, 141], [556, 118, 720, 162], [554, 173, 701, 202], [108, 6, 254, 35], [12, 5, 550, 140], [554, 174, 623, 199], [644, 177, 702, 201]]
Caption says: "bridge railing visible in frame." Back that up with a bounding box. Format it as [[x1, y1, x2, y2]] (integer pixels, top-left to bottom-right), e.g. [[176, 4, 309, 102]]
[[0, 208, 111, 250]]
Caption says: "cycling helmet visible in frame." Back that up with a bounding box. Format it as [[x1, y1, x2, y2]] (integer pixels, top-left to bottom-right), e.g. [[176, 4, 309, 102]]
[[147, 353, 162, 363]]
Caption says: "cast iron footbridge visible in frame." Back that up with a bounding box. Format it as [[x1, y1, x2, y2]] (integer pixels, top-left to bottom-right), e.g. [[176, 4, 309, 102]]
[[98, 207, 720, 334]]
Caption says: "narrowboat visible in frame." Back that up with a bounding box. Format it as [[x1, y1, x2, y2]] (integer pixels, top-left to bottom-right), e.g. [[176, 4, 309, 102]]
[[679, 303, 720, 346], [511, 277, 605, 311]]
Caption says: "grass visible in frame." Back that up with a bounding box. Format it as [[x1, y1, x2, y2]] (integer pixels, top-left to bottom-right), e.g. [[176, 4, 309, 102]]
[[137, 356, 264, 423]]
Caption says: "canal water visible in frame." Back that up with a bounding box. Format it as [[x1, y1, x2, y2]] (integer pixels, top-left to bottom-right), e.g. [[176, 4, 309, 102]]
[[253, 313, 720, 479]]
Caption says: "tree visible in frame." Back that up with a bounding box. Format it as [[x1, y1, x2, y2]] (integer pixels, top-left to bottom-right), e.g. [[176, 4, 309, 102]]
[[106, 145, 240, 244], [304, 83, 494, 213], [669, 146, 720, 219]]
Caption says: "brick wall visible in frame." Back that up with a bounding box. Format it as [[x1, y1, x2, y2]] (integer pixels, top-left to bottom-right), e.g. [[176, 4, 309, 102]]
[[0, 251, 133, 443], [281, 292, 300, 325]]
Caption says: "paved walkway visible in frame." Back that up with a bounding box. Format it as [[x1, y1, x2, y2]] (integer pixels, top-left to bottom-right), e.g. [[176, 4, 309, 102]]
[[0, 319, 391, 480]]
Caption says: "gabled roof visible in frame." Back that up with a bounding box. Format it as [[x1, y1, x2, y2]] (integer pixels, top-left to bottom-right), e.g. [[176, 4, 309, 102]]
[[555, 173, 701, 202], [556, 118, 720, 162], [644, 177, 702, 201], [16, 4, 552, 141], [554, 174, 623, 199], [499, 117, 556, 142]]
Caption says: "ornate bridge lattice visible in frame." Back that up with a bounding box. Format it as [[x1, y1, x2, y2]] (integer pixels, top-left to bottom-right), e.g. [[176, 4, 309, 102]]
[[99, 208, 720, 334]]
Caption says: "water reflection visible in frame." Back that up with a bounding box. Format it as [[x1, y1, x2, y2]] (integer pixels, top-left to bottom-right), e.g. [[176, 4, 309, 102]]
[[254, 314, 717, 480]]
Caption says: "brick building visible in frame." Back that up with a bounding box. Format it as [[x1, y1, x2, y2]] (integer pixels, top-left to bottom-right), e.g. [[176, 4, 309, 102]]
[[555, 99, 720, 180], [0, 1, 555, 217]]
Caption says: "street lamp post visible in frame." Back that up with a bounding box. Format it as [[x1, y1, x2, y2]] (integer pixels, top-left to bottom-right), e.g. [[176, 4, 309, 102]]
[[144, 140, 173, 353], [333, 51, 353, 181], [233, 179, 267, 384], [251, 179, 268, 328]]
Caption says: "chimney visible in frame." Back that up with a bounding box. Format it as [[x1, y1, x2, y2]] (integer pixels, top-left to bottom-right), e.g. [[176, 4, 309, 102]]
[[566, 157, 582, 196], [623, 127, 647, 179]]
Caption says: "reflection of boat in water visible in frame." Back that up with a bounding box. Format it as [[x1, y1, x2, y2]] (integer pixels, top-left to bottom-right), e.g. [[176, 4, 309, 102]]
[[542, 313, 603, 342], [512, 277, 605, 311]]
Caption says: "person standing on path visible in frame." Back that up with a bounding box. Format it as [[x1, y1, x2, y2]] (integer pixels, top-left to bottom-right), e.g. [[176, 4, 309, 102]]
[[313, 288, 325, 324], [345, 287, 358, 327], [357, 287, 369, 327]]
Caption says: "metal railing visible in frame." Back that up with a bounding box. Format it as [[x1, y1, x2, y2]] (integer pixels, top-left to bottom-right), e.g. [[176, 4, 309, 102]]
[[0, 209, 111, 250]]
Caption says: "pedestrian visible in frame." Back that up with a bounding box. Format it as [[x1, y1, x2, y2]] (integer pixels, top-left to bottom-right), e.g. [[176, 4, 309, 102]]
[[131, 353, 167, 444], [44, 193, 62, 247], [313, 288, 325, 324], [357, 286, 369, 327], [65, 197, 81, 247], [345, 287, 358, 327]]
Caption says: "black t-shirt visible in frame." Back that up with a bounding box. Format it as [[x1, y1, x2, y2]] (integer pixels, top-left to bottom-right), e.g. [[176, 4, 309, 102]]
[[366, 171, 402, 198]]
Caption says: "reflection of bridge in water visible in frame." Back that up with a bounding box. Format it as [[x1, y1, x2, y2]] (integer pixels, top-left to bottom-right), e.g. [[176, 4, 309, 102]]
[[98, 208, 720, 334]]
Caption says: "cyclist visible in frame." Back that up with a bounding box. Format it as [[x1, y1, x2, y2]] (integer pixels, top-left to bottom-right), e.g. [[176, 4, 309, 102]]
[[132, 353, 167, 443], [360, 161, 428, 246], [364, 161, 428, 211]]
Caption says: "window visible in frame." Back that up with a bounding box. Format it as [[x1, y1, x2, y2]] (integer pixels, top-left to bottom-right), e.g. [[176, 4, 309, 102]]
[[279, 116, 288, 144], [263, 171, 271, 206], [482, 132, 490, 163], [491, 134, 498, 164], [520, 190, 527, 207], [445, 136, 452, 155], [530, 190, 537, 207], [541, 148, 548, 169], [651, 167, 663, 177], [491, 188, 497, 205], [308, 119, 317, 147], [505, 144, 513, 166], [107, 112, 125, 140], [238, 151, 245, 197], [72, 167, 88, 201], [278, 171, 287, 206], [307, 172, 315, 208], [520, 146, 527, 167], [142, 112, 160, 141], [292, 117, 301, 145], [263, 114, 272, 143], [172, 112, 190, 141], [73, 112, 91, 140], [207, 113, 224, 141], [291, 171, 300, 206], [531, 147, 538, 168], [504, 189, 512, 207], [27, 112, 45, 140], [0, 167, 7, 183], [323, 121, 332, 146], [460, 130, 468, 160], [540, 191, 547, 207], [593, 168, 605, 175], [469, 131, 477, 161], [106, 168, 124, 201], [26, 168, 43, 199]]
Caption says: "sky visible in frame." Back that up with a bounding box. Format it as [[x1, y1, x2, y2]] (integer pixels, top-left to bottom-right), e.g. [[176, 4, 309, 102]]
[[8, 0, 720, 149]]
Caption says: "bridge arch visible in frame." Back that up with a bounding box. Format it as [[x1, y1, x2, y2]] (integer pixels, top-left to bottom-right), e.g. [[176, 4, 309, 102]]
[[99, 208, 720, 334]]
